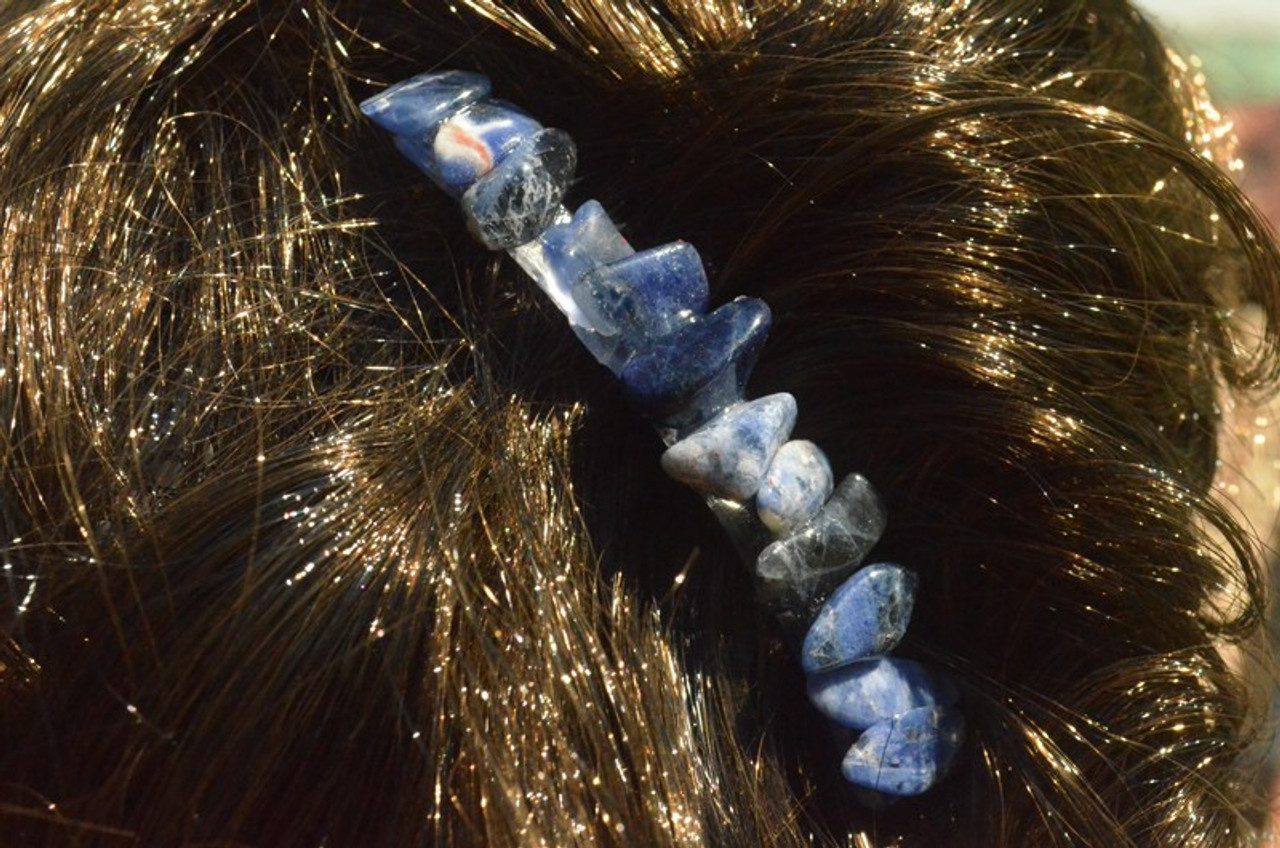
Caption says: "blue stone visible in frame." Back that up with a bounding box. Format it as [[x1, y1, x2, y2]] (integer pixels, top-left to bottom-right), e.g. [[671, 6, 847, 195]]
[[620, 297, 771, 423], [389, 135, 442, 183], [841, 706, 964, 796], [660, 394, 796, 500], [754, 473, 887, 622], [756, 439, 834, 536], [542, 201, 634, 303], [509, 201, 635, 363], [801, 563, 917, 674], [432, 100, 543, 191], [806, 657, 957, 730], [572, 242, 710, 343], [359, 71, 491, 139], [568, 324, 630, 376], [462, 128, 577, 249]]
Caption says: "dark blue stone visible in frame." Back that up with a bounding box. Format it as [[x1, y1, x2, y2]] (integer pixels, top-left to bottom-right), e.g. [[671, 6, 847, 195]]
[[431, 100, 543, 191], [841, 706, 964, 796], [801, 563, 917, 674], [754, 473, 887, 623], [660, 394, 796, 500], [386, 133, 437, 180], [359, 70, 491, 138], [573, 242, 710, 344], [461, 128, 577, 249], [389, 134, 442, 184], [620, 297, 771, 423], [807, 657, 958, 730]]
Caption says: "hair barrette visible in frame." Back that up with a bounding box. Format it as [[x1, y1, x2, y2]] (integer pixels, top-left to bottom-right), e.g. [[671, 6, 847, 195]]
[[360, 70, 963, 797]]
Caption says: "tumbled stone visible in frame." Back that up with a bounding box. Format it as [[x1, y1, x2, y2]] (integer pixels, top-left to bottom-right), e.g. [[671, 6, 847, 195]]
[[511, 201, 634, 344], [359, 70, 491, 139], [387, 135, 440, 184], [660, 394, 796, 500], [756, 439, 834, 536], [359, 74, 525, 195], [754, 473, 887, 622], [807, 657, 957, 730], [620, 296, 770, 422], [544, 201, 634, 303], [841, 706, 964, 796], [461, 128, 577, 249], [572, 242, 710, 343], [801, 563, 917, 674], [432, 100, 543, 191]]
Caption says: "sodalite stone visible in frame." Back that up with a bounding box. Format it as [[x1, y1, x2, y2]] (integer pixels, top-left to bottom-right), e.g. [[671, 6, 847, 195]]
[[841, 706, 964, 796], [754, 473, 887, 622], [801, 563, 917, 674], [620, 297, 771, 423], [388, 135, 441, 184], [573, 242, 710, 343], [432, 100, 543, 190], [544, 201, 634, 300], [807, 657, 958, 730], [660, 394, 796, 500], [756, 439, 834, 536], [360, 74, 544, 196], [359, 70, 491, 139], [364, 72, 969, 801], [510, 201, 631, 334], [462, 128, 577, 249]]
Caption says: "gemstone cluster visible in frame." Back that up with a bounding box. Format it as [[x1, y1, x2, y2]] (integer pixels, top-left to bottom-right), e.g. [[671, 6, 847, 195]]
[[361, 70, 963, 796]]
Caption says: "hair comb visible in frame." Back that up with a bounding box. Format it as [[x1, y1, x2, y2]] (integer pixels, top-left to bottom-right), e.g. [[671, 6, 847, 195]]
[[360, 70, 963, 797]]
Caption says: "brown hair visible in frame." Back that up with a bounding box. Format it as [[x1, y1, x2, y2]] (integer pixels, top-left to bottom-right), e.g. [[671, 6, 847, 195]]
[[1, 0, 1277, 846]]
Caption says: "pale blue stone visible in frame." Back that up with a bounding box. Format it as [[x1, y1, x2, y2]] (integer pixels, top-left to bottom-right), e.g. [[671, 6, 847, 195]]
[[620, 297, 770, 424], [660, 394, 796, 500], [359, 70, 491, 139], [508, 203, 628, 333], [432, 100, 543, 191], [806, 657, 957, 730], [756, 439, 834, 536], [547, 202, 631, 261], [754, 473, 888, 622], [801, 563, 917, 673], [509, 201, 634, 359], [461, 128, 577, 249], [572, 242, 709, 343], [841, 706, 964, 796], [544, 201, 634, 302], [521, 201, 636, 366]]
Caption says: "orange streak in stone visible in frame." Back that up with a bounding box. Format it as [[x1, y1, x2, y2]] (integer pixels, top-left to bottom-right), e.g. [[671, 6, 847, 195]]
[[442, 124, 494, 174]]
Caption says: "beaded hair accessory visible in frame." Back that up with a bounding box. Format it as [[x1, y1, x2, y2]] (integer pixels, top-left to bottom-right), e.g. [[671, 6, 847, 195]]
[[360, 71, 963, 797]]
